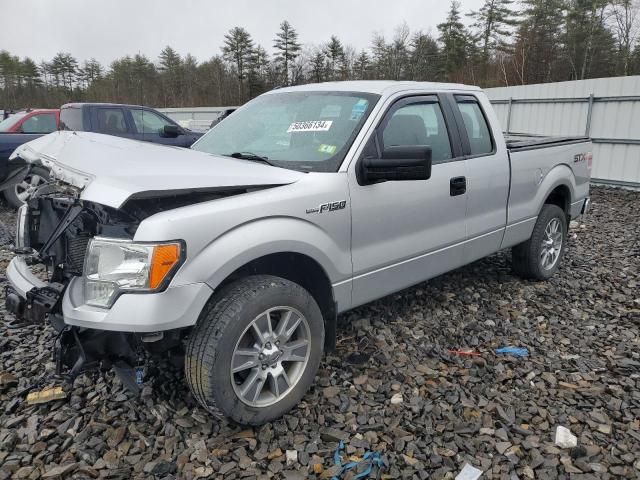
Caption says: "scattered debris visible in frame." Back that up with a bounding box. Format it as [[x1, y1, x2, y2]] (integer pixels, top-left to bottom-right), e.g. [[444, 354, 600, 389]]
[[495, 346, 529, 357], [455, 463, 483, 480], [555, 426, 578, 448], [26, 386, 67, 405], [331, 440, 385, 479], [447, 349, 481, 357]]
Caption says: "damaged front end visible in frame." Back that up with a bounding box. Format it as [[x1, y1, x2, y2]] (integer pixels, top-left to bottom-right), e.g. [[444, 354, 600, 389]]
[[5, 188, 174, 389]]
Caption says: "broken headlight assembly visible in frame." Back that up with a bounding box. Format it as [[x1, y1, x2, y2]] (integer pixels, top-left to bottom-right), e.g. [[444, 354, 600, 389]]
[[83, 237, 184, 308]]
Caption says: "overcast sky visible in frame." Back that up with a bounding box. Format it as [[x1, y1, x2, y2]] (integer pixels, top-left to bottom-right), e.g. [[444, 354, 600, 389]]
[[2, 0, 485, 65]]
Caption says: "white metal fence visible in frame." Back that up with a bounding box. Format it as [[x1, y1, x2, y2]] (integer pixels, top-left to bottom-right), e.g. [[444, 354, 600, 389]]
[[485, 76, 640, 187], [157, 106, 238, 133]]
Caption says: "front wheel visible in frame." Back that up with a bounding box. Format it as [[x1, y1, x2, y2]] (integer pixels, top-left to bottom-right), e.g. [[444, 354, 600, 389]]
[[512, 204, 567, 280], [185, 275, 324, 425], [3, 166, 50, 208]]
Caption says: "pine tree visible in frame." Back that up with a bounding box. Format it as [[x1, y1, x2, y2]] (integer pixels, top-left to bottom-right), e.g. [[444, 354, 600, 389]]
[[353, 50, 370, 80], [273, 20, 301, 85], [438, 1, 469, 81], [409, 32, 440, 81], [468, 0, 517, 63], [324, 36, 345, 80], [515, 0, 565, 83], [310, 51, 326, 83], [222, 27, 254, 102]]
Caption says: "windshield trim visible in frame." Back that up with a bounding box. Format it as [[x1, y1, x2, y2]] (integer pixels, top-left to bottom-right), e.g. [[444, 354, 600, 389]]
[[191, 90, 381, 173]]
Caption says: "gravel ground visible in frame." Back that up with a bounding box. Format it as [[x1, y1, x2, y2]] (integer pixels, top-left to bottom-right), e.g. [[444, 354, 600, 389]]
[[0, 186, 638, 480]]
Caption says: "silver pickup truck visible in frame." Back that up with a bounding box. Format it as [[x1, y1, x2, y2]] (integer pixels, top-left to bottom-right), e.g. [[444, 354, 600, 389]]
[[5, 81, 591, 425]]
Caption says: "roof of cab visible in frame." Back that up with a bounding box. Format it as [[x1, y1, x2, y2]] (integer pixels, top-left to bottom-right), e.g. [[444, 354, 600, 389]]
[[266, 80, 481, 96]]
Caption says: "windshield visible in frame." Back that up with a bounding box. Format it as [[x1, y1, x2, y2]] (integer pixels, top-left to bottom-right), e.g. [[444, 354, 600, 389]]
[[0, 113, 27, 132], [191, 91, 379, 172]]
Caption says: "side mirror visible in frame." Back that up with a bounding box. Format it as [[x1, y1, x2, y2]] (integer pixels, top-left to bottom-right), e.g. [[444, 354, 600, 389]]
[[161, 125, 182, 138], [359, 146, 432, 184]]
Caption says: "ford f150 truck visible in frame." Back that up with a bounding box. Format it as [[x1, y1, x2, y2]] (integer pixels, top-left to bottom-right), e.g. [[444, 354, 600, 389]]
[[4, 81, 591, 425]]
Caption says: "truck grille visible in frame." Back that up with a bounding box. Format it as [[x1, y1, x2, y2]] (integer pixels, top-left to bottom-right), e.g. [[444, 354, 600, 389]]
[[65, 233, 91, 275]]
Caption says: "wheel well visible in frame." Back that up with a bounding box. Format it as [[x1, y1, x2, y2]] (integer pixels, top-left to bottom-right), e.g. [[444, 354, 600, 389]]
[[545, 185, 571, 219], [218, 252, 337, 350]]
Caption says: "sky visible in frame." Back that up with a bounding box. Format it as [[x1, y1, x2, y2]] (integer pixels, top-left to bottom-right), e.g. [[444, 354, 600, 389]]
[[1, 0, 485, 65]]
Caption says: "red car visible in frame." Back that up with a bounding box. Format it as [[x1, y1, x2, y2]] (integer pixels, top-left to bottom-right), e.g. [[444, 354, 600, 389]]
[[0, 109, 60, 133]]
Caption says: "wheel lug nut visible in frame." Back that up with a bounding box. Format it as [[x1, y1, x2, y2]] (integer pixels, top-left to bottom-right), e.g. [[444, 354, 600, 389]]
[[265, 342, 272, 349], [259, 354, 264, 360], [275, 340, 280, 346], [262, 364, 267, 370]]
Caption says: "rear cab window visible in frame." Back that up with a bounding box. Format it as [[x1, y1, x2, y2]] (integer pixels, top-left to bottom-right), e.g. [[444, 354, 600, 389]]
[[454, 95, 494, 156], [60, 107, 84, 131]]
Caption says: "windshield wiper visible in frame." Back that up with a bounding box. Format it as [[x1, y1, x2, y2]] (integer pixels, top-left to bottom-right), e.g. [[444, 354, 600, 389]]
[[228, 152, 276, 166]]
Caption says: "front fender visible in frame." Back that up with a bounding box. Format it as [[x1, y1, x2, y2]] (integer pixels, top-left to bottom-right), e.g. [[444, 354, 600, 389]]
[[173, 216, 351, 292]]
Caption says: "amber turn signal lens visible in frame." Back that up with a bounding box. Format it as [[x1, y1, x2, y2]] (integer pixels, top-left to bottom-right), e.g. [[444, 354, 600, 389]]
[[149, 243, 180, 289]]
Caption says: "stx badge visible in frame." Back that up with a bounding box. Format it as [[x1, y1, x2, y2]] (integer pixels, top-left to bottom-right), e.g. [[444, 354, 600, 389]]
[[306, 200, 347, 214]]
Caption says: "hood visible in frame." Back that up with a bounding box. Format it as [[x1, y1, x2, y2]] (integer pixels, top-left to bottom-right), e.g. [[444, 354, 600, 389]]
[[12, 131, 304, 209]]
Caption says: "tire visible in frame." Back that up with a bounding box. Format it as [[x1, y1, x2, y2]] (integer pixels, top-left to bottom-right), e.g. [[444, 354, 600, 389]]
[[3, 166, 50, 208], [512, 204, 567, 280], [185, 275, 324, 425]]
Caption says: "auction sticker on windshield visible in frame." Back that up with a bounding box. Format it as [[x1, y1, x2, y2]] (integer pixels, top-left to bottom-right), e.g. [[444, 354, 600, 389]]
[[287, 120, 333, 133]]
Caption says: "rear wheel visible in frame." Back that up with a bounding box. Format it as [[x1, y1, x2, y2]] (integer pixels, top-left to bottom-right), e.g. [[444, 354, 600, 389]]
[[3, 166, 49, 208], [512, 204, 567, 280], [185, 275, 324, 425]]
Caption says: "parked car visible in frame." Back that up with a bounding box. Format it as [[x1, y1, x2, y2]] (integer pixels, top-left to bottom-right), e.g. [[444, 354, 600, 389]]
[[5, 81, 591, 425], [0, 109, 60, 207], [59, 103, 202, 147]]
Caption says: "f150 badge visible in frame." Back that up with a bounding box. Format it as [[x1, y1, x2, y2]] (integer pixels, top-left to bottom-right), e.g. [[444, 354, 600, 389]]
[[306, 200, 346, 214]]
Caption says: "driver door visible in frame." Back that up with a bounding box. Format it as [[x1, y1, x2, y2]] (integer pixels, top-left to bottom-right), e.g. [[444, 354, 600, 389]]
[[349, 95, 468, 307]]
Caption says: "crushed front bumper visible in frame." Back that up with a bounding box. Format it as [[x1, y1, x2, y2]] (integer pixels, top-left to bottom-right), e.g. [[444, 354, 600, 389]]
[[5, 255, 213, 332]]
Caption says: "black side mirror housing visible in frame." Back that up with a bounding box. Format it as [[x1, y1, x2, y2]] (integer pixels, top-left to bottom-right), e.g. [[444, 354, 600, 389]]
[[161, 125, 182, 138], [359, 145, 432, 184]]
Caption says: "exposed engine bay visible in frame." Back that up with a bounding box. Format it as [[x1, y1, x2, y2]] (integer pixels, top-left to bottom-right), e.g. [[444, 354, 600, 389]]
[[5, 177, 255, 390]]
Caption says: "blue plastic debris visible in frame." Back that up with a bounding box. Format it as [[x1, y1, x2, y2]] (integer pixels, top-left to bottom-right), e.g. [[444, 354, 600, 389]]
[[495, 346, 529, 357], [331, 440, 385, 480], [135, 367, 144, 385]]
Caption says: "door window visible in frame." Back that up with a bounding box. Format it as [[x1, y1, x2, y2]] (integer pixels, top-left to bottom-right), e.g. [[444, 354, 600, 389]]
[[455, 97, 493, 155], [96, 108, 127, 134], [131, 109, 173, 134], [381, 102, 452, 163], [20, 114, 57, 133]]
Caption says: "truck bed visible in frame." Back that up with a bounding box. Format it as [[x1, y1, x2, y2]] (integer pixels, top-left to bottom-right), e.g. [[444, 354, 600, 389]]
[[505, 133, 590, 151]]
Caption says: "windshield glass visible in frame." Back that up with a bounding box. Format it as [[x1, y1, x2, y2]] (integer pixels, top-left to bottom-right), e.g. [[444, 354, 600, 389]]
[[191, 91, 379, 172], [0, 113, 27, 132]]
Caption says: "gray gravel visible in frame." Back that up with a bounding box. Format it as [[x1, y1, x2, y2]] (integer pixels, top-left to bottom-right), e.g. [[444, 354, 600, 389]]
[[0, 186, 638, 479]]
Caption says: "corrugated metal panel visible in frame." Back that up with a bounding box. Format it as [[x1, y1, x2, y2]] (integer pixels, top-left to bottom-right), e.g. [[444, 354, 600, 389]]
[[486, 76, 640, 186]]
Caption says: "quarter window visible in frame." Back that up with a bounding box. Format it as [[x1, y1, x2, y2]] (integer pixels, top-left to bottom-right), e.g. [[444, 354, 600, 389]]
[[455, 97, 493, 155], [381, 102, 452, 163]]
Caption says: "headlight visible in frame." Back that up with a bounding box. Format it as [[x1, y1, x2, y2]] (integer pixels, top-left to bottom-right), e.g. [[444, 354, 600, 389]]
[[84, 237, 183, 308]]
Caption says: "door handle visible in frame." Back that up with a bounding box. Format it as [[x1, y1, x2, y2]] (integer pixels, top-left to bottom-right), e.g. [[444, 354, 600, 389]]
[[450, 176, 466, 196]]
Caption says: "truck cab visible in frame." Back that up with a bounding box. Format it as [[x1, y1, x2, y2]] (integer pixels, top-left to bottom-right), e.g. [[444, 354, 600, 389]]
[[59, 103, 202, 148]]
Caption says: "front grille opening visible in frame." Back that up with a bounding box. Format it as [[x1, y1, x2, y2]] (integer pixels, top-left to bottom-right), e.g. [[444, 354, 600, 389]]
[[65, 233, 91, 275]]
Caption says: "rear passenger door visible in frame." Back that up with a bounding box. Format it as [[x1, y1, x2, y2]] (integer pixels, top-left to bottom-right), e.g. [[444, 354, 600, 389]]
[[349, 95, 468, 307], [447, 93, 510, 262]]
